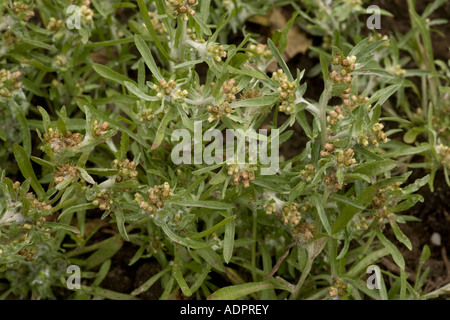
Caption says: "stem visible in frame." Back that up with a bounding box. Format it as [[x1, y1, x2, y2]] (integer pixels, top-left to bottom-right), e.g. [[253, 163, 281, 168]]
[[290, 257, 313, 300], [251, 208, 258, 282], [319, 81, 332, 146]]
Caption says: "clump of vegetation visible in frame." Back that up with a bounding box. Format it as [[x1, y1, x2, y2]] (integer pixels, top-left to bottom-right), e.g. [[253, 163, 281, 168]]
[[0, 0, 449, 300]]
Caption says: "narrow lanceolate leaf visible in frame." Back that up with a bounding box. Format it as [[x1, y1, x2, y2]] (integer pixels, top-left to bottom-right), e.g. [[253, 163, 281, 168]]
[[376, 230, 405, 270], [13, 144, 45, 198], [153, 219, 211, 249], [131, 267, 171, 296], [124, 81, 158, 101], [134, 35, 163, 81], [332, 184, 378, 234], [223, 218, 236, 264], [390, 219, 412, 250], [114, 206, 129, 241], [267, 39, 293, 82], [78, 167, 96, 185], [136, 0, 170, 59], [171, 200, 235, 210], [92, 63, 134, 85], [81, 286, 139, 300], [196, 247, 226, 272], [207, 282, 275, 300], [230, 95, 278, 108], [151, 108, 176, 150], [311, 193, 331, 235], [352, 159, 397, 177], [188, 215, 235, 239]]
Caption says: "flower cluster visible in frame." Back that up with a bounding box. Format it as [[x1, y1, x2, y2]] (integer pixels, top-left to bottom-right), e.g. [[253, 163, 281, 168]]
[[358, 123, 388, 147], [330, 55, 356, 86], [387, 64, 406, 77], [139, 108, 156, 122], [206, 102, 232, 122], [151, 78, 188, 101], [327, 106, 345, 126], [147, 11, 167, 34], [265, 201, 302, 226], [80, 0, 94, 23], [222, 78, 239, 102], [247, 43, 273, 69], [328, 279, 348, 299], [46, 17, 63, 31], [292, 222, 315, 243], [369, 32, 390, 48], [436, 143, 450, 169], [92, 120, 110, 138], [206, 42, 227, 62], [168, 0, 197, 20], [324, 170, 343, 192], [227, 163, 256, 188], [300, 164, 316, 182], [336, 148, 356, 167], [0, 69, 22, 98], [12, 2, 35, 21], [273, 69, 296, 115], [113, 159, 138, 182], [43, 128, 83, 153], [135, 182, 173, 217], [92, 192, 113, 211], [372, 183, 403, 223], [29, 197, 52, 212], [54, 163, 79, 185]]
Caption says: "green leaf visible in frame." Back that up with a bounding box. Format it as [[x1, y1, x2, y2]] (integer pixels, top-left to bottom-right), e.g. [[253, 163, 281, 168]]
[[188, 215, 235, 239], [13, 144, 45, 198], [134, 35, 163, 81], [85, 168, 119, 176], [136, 0, 170, 59], [153, 219, 212, 249], [376, 230, 405, 270], [383, 144, 430, 157], [78, 167, 96, 185], [92, 63, 134, 85], [367, 83, 401, 107], [131, 267, 170, 296], [230, 95, 278, 108], [59, 203, 97, 221], [332, 184, 378, 234], [85, 236, 124, 270], [352, 159, 397, 177], [171, 199, 234, 210], [331, 194, 365, 209], [114, 206, 129, 241], [390, 219, 412, 250], [124, 81, 158, 101], [268, 39, 293, 82], [207, 282, 275, 300], [311, 193, 331, 235], [151, 108, 176, 150], [345, 248, 389, 278], [196, 247, 225, 273], [81, 285, 139, 300], [319, 54, 329, 82], [223, 218, 235, 264]]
